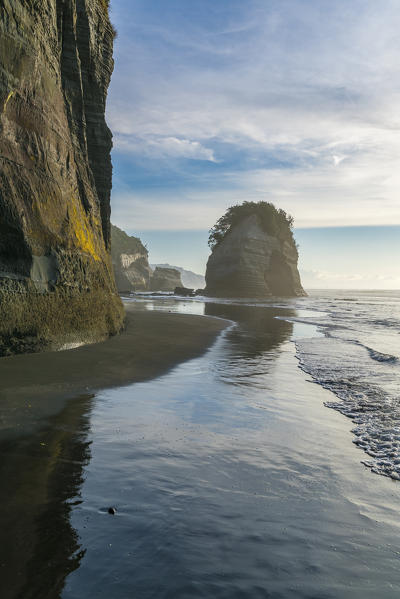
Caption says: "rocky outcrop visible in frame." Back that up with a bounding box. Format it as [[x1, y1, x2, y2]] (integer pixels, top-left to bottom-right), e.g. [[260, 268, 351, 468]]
[[205, 214, 306, 298], [111, 225, 152, 292], [0, 0, 124, 355], [174, 286, 196, 297], [150, 267, 183, 292], [111, 228, 190, 294], [152, 264, 205, 289]]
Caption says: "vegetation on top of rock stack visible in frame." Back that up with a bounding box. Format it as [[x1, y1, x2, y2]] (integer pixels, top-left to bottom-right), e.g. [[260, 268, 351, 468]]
[[111, 225, 148, 257], [208, 201, 296, 251]]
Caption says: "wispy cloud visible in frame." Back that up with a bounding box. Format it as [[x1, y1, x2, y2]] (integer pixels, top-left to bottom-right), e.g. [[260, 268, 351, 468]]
[[111, 191, 223, 231], [108, 0, 400, 230], [114, 134, 216, 162]]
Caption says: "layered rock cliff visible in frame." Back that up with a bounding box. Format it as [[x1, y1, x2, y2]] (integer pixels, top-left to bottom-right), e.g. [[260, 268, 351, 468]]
[[205, 213, 306, 298], [150, 267, 183, 292], [0, 0, 124, 355], [152, 264, 205, 290], [111, 226, 186, 293], [111, 225, 152, 292]]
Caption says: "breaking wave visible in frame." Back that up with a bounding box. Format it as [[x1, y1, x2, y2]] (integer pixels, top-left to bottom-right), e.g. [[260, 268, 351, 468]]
[[292, 291, 400, 480]]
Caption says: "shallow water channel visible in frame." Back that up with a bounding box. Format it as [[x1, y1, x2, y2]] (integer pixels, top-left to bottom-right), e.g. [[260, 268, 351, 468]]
[[2, 299, 400, 599]]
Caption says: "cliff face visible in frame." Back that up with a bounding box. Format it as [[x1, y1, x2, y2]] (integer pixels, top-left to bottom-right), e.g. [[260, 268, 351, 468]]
[[111, 226, 186, 294], [111, 225, 152, 292], [152, 264, 205, 290], [205, 214, 306, 298], [0, 0, 124, 355], [150, 267, 183, 292]]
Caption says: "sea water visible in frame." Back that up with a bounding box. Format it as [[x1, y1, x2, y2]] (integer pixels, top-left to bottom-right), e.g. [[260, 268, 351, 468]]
[[2, 291, 400, 598], [131, 290, 400, 479], [285, 290, 400, 480]]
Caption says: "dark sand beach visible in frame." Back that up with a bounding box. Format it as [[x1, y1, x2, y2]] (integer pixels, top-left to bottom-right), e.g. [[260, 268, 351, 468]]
[[2, 295, 400, 598], [0, 305, 228, 441], [0, 305, 228, 599]]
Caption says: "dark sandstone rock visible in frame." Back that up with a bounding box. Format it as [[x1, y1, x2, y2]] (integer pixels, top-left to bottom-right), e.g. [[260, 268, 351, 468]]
[[152, 263, 205, 289], [0, 0, 124, 356], [111, 225, 152, 293], [174, 286, 195, 297], [150, 267, 183, 292], [205, 214, 306, 298]]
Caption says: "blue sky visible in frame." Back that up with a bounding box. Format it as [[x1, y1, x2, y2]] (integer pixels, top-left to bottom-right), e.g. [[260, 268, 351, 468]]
[[107, 0, 400, 288]]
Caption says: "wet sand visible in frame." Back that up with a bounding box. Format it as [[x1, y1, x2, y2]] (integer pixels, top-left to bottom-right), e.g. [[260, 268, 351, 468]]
[[63, 301, 400, 598], [0, 306, 228, 440], [3, 299, 400, 598]]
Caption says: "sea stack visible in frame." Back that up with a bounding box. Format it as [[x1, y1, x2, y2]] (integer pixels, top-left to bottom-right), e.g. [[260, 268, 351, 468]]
[[150, 267, 183, 292], [0, 0, 124, 356], [205, 202, 306, 298]]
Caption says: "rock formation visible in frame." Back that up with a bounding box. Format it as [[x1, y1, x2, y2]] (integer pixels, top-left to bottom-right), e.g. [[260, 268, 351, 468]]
[[205, 213, 306, 298], [174, 286, 196, 297], [150, 267, 183, 292], [111, 227, 189, 294], [0, 0, 124, 355], [152, 264, 205, 289], [111, 225, 152, 292]]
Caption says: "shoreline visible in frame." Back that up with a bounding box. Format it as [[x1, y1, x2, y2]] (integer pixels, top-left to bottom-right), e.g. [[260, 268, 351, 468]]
[[63, 304, 400, 597], [0, 306, 229, 440]]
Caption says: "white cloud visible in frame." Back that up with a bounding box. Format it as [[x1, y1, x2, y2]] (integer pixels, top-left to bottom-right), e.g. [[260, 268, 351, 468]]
[[108, 0, 400, 228], [111, 192, 222, 231], [114, 135, 216, 162], [300, 269, 400, 290], [332, 155, 347, 166], [111, 150, 400, 229]]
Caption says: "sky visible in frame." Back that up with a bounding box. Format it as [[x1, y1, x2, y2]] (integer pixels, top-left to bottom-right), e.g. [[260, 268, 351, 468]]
[[107, 0, 400, 288]]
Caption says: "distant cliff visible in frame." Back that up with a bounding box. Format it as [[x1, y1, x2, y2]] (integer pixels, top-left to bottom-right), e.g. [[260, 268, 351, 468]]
[[205, 202, 306, 298], [0, 0, 124, 356], [152, 264, 205, 290], [111, 225, 152, 292], [111, 227, 185, 293], [150, 267, 183, 292]]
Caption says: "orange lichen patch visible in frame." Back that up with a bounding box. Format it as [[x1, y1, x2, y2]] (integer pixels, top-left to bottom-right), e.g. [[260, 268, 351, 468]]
[[68, 199, 104, 262]]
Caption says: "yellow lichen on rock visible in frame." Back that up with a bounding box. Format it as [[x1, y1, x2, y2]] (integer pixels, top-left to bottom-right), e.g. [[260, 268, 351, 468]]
[[26, 194, 105, 263], [3, 90, 14, 112], [68, 200, 102, 261], [0, 0, 124, 356]]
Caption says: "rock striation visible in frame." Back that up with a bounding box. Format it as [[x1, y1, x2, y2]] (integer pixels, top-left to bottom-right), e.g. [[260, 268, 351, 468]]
[[205, 213, 306, 298], [0, 0, 124, 355], [150, 267, 183, 292], [111, 225, 152, 292]]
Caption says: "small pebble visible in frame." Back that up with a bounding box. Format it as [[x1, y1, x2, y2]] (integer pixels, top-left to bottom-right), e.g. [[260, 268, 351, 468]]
[[108, 507, 116, 515]]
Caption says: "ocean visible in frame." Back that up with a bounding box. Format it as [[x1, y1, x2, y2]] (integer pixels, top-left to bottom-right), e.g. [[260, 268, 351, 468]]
[[2, 290, 400, 598], [288, 290, 400, 480], [128, 289, 400, 480]]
